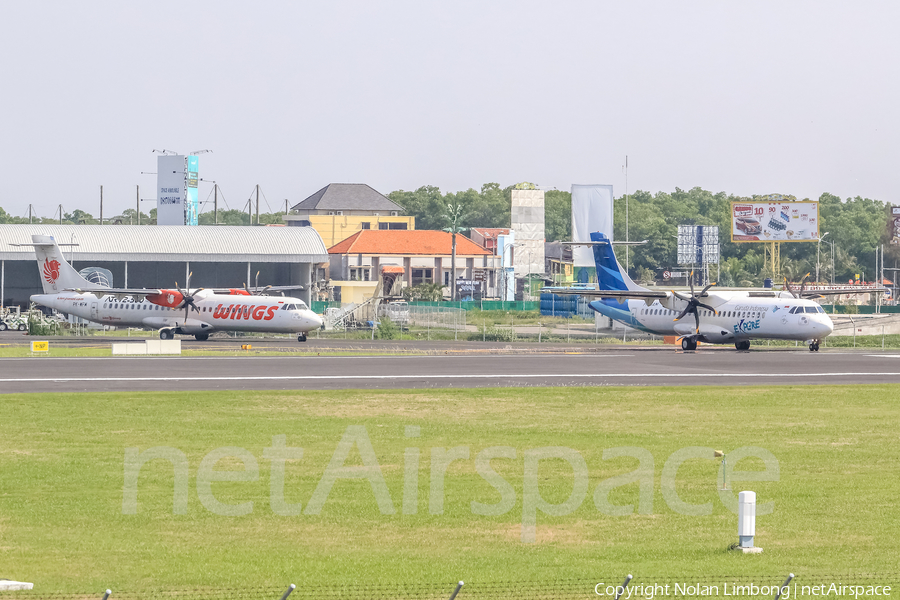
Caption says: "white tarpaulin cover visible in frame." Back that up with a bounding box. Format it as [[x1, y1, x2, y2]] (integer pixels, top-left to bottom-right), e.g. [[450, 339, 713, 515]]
[[571, 184, 614, 267]]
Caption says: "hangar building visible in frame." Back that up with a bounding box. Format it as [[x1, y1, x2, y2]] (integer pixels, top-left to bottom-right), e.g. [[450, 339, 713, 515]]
[[0, 225, 329, 309]]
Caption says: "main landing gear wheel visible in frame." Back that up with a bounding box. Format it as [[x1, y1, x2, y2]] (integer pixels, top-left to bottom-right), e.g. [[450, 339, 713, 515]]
[[735, 340, 751, 351], [809, 341, 820, 352], [160, 329, 175, 340], [18, 323, 26, 331], [195, 333, 209, 341], [0, 322, 7, 331], [297, 333, 308, 343], [681, 337, 697, 351]]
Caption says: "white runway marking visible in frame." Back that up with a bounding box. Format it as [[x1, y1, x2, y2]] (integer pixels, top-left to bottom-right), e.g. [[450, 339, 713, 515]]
[[1, 372, 899, 383]]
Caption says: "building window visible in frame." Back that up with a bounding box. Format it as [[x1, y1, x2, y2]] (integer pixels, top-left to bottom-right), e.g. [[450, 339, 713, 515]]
[[349, 267, 371, 281], [379, 222, 408, 230], [360, 222, 370, 229], [412, 268, 434, 286]]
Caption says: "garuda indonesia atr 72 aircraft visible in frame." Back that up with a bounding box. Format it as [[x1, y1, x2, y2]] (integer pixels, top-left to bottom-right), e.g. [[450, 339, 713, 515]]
[[550, 232, 872, 352], [22, 235, 323, 342]]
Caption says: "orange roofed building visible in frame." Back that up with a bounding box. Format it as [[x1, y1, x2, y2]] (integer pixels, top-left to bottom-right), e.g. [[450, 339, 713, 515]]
[[327, 230, 501, 301]]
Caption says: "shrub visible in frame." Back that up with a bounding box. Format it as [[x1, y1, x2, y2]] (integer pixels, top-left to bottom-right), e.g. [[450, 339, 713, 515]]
[[374, 317, 399, 340]]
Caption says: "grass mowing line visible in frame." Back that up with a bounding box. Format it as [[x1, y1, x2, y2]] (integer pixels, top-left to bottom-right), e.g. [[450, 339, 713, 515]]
[[1, 384, 898, 590]]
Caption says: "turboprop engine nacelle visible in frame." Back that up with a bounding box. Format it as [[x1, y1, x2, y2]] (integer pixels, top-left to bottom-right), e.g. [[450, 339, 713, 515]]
[[146, 290, 185, 309], [698, 324, 736, 344]]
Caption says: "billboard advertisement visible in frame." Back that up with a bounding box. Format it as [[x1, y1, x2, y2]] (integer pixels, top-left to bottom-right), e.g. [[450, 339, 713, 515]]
[[157, 155, 186, 226], [571, 184, 613, 267], [186, 155, 199, 226], [731, 201, 819, 242], [891, 207, 900, 245]]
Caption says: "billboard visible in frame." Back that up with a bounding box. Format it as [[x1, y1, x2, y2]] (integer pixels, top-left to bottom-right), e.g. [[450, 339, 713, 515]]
[[891, 206, 900, 245], [677, 225, 719, 265], [157, 155, 186, 226], [186, 155, 199, 226], [571, 184, 614, 267], [157, 155, 200, 226], [731, 201, 819, 242]]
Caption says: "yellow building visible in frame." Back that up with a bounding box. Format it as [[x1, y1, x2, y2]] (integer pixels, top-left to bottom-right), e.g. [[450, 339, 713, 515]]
[[283, 183, 415, 247]]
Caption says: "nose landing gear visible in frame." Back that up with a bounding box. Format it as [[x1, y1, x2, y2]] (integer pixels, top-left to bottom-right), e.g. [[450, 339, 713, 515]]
[[298, 333, 307, 343], [735, 340, 751, 351], [809, 340, 820, 352]]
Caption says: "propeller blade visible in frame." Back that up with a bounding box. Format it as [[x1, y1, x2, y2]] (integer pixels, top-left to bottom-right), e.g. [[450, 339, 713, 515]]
[[693, 309, 700, 333], [700, 283, 716, 296], [697, 302, 717, 314], [255, 271, 260, 289], [689, 270, 695, 296], [673, 306, 691, 321], [672, 291, 691, 302], [800, 272, 810, 292], [243, 282, 252, 295]]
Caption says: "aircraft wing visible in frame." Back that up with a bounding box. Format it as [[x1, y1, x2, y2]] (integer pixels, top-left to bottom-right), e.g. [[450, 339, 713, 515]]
[[206, 285, 306, 294], [64, 287, 163, 296], [542, 287, 669, 299], [798, 287, 887, 299]]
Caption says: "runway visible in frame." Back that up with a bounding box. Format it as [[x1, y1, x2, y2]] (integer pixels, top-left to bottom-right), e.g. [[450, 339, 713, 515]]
[[2, 347, 900, 393]]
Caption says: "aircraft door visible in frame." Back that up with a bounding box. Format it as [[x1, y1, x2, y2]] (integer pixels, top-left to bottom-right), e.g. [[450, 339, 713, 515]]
[[91, 302, 99, 320]]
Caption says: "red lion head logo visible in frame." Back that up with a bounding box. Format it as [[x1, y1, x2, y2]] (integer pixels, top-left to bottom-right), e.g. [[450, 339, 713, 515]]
[[43, 258, 61, 284]]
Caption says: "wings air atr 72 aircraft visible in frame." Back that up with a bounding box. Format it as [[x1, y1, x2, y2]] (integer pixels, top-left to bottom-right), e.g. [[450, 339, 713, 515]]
[[547, 232, 878, 352], [22, 235, 323, 342]]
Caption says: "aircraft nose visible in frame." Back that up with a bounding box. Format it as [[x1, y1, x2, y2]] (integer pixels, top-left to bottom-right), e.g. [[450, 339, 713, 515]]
[[822, 317, 834, 336], [311, 312, 324, 329]]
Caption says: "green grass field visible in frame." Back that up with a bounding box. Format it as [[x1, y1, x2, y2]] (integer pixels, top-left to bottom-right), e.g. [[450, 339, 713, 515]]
[[1, 385, 898, 592]]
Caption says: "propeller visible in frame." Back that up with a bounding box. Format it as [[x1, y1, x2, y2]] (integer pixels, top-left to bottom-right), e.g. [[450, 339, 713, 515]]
[[175, 272, 203, 322], [784, 273, 811, 299], [243, 271, 273, 296], [672, 270, 717, 333]]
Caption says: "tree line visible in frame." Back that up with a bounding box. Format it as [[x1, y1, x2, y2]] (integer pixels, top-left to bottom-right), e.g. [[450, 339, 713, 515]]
[[3, 184, 895, 285], [387, 185, 894, 285]]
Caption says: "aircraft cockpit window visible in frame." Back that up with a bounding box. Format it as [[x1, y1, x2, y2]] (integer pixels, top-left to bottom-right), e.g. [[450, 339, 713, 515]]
[[816, 306, 825, 313], [805, 306, 818, 314], [789, 307, 797, 314], [297, 302, 308, 310]]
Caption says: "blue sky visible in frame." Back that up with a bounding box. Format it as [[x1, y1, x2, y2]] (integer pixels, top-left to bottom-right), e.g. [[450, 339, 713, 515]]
[[1, 1, 897, 218]]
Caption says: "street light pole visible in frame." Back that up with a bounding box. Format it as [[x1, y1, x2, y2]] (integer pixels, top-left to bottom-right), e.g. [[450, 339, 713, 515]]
[[830, 240, 836, 285], [817, 232, 829, 284]]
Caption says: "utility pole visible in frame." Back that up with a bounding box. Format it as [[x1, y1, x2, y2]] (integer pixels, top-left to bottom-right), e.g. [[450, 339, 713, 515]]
[[100, 185, 104, 225], [214, 184, 218, 224], [255, 184, 260, 225], [136, 185, 141, 225], [58, 204, 63, 225], [284, 199, 289, 214], [624, 155, 629, 275], [28, 204, 33, 224]]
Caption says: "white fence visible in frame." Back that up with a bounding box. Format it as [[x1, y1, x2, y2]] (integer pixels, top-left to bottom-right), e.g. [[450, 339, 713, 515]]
[[407, 304, 467, 331]]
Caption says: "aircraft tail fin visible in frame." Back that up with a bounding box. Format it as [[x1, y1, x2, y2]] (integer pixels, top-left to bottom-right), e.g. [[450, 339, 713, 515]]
[[590, 232, 649, 292], [31, 235, 93, 294]]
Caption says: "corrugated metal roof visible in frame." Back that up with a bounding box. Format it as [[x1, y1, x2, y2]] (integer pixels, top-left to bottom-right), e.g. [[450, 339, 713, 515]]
[[0, 225, 329, 263]]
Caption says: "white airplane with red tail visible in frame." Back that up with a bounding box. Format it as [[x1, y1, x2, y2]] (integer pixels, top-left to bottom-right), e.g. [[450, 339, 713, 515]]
[[23, 235, 323, 341]]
